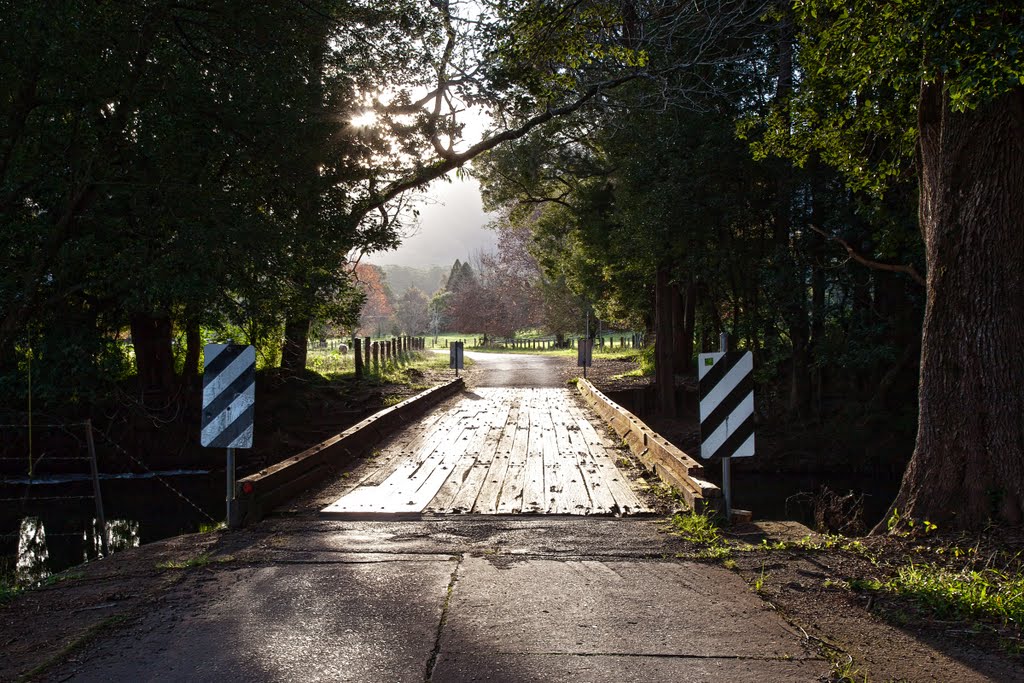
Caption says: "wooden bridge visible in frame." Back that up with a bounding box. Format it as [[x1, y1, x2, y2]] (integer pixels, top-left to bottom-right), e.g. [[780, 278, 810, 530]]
[[322, 387, 654, 517]]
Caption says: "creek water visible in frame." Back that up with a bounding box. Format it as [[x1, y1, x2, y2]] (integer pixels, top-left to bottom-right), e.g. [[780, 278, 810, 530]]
[[1, 472, 224, 586], [716, 470, 902, 531]]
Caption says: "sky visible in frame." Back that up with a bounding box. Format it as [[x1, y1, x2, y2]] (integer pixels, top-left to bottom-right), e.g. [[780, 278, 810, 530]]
[[363, 66, 499, 271], [364, 171, 498, 269]]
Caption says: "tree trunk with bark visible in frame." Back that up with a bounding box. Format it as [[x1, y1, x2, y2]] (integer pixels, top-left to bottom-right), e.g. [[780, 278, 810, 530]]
[[884, 82, 1024, 530], [281, 317, 310, 374], [130, 312, 176, 397]]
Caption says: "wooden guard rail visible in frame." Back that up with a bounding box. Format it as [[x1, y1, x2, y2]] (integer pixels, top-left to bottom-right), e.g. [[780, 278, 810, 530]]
[[576, 379, 721, 513], [234, 378, 465, 526]]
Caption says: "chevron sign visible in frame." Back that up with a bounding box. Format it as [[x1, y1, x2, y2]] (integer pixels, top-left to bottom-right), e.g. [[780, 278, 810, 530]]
[[698, 351, 755, 460], [201, 344, 255, 449]]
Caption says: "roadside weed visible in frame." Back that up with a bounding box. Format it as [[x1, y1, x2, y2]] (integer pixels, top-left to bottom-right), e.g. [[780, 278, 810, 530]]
[[669, 510, 724, 546], [0, 577, 22, 604], [156, 552, 232, 570], [752, 562, 768, 593], [884, 563, 1024, 626]]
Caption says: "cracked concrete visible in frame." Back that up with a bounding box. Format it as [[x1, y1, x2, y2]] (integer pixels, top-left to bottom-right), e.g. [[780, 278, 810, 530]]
[[40, 518, 827, 682]]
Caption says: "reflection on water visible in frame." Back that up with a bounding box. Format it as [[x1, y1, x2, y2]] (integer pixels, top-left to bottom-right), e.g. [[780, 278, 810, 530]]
[[16, 517, 49, 585], [15, 517, 141, 587], [103, 519, 140, 554], [2, 472, 222, 587]]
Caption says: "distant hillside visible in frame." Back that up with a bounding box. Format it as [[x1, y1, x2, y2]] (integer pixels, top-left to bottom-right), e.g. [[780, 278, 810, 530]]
[[380, 264, 449, 297]]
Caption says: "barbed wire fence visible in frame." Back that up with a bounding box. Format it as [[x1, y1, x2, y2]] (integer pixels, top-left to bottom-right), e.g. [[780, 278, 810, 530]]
[[1, 420, 218, 567]]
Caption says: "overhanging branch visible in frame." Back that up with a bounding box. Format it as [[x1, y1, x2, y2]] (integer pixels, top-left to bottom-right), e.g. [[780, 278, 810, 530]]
[[356, 73, 638, 219], [809, 223, 925, 287]]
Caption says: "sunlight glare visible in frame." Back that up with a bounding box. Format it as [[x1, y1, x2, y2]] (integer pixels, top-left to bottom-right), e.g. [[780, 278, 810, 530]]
[[350, 110, 377, 128]]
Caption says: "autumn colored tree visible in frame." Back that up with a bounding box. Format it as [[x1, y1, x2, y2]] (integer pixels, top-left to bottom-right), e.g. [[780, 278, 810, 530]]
[[354, 264, 395, 338]]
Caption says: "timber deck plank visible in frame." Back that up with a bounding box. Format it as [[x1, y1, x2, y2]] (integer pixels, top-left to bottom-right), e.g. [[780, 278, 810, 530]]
[[322, 387, 653, 518]]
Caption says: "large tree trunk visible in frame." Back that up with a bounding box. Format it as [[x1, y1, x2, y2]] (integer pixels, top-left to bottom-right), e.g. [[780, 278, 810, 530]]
[[884, 82, 1024, 530], [281, 317, 310, 373], [130, 312, 176, 397], [655, 266, 676, 416]]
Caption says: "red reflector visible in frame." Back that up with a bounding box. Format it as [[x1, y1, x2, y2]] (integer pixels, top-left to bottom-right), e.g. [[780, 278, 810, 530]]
[[241, 481, 255, 495]]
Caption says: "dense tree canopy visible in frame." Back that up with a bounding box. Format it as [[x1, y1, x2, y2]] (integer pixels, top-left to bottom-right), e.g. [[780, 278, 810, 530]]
[[474, 0, 1024, 531], [2, 0, 1020, 531]]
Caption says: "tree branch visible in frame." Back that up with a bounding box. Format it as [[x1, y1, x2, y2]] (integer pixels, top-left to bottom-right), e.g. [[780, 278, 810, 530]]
[[808, 223, 925, 287], [361, 73, 638, 217]]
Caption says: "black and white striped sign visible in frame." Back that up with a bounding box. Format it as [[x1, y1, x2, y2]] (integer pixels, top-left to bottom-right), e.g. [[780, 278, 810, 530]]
[[201, 344, 255, 449], [698, 351, 755, 460]]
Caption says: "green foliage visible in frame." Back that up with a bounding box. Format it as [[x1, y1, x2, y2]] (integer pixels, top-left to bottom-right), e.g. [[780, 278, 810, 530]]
[[878, 563, 1024, 627], [0, 565, 23, 604], [886, 508, 939, 536], [754, 1, 1024, 194], [305, 349, 355, 378], [0, 0, 487, 409], [669, 510, 727, 548]]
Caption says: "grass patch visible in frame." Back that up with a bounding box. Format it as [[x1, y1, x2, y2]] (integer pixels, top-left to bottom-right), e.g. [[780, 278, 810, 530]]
[[1, 577, 23, 604], [668, 510, 733, 560], [306, 348, 355, 377], [367, 351, 453, 384], [43, 571, 84, 587], [872, 563, 1024, 627], [611, 346, 654, 379], [669, 510, 725, 546], [156, 552, 232, 570]]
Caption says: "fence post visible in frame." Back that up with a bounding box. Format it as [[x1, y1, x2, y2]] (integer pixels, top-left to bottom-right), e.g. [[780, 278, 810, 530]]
[[84, 420, 109, 556], [354, 338, 363, 378]]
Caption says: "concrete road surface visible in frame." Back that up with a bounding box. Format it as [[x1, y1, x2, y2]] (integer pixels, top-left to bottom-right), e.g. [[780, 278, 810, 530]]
[[434, 349, 565, 387], [45, 518, 825, 682]]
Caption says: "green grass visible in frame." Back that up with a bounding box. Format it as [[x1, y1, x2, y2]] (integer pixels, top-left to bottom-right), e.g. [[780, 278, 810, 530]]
[[306, 349, 355, 376], [156, 552, 229, 570], [668, 510, 733, 558], [425, 332, 644, 358], [610, 345, 655, 378], [0, 576, 23, 604], [870, 563, 1024, 626], [43, 571, 84, 587], [362, 350, 455, 384], [669, 510, 724, 544]]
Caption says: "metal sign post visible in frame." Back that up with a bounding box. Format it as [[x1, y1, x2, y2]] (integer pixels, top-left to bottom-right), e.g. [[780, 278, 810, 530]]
[[450, 341, 464, 377], [201, 344, 256, 528], [719, 334, 731, 519], [697, 334, 755, 522]]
